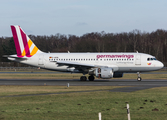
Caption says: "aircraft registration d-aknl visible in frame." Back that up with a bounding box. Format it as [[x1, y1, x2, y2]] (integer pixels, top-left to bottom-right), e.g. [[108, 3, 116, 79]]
[[6, 25, 164, 81]]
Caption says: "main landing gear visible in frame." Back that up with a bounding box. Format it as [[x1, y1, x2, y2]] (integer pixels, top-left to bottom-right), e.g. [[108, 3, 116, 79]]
[[88, 75, 95, 81], [137, 72, 142, 81], [80, 76, 87, 81], [80, 75, 95, 81]]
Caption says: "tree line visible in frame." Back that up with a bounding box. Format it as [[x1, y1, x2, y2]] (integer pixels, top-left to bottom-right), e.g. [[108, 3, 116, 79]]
[[0, 29, 167, 66]]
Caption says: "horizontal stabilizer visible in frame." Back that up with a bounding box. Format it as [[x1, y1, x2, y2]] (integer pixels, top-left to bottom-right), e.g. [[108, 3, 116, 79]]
[[3, 55, 28, 60]]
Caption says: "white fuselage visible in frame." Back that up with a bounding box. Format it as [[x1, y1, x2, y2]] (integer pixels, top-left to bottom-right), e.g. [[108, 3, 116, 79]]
[[9, 52, 164, 73]]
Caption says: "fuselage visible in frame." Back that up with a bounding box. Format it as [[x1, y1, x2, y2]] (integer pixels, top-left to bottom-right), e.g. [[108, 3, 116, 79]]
[[9, 52, 164, 73]]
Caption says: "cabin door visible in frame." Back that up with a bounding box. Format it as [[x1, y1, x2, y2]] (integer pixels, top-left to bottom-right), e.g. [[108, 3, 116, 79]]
[[135, 55, 141, 65]]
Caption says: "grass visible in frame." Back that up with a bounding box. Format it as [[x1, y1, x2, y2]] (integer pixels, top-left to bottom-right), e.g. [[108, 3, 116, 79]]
[[0, 72, 167, 79], [0, 86, 167, 119], [0, 86, 124, 96], [0, 73, 83, 79]]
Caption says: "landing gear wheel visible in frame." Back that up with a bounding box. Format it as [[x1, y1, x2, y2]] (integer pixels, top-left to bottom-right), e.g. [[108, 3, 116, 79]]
[[88, 75, 95, 81], [80, 76, 87, 81], [137, 72, 142, 81], [137, 77, 142, 81]]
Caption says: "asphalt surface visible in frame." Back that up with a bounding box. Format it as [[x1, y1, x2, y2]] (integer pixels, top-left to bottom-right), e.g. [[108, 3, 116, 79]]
[[0, 79, 167, 93]]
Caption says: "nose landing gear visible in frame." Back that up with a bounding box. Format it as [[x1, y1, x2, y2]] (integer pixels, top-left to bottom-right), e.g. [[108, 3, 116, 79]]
[[137, 72, 142, 81]]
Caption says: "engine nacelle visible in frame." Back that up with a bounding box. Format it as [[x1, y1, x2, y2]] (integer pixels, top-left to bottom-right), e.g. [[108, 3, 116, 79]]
[[95, 68, 113, 79]]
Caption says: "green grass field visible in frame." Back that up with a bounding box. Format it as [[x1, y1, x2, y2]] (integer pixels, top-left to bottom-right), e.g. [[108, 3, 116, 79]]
[[0, 86, 167, 120], [0, 71, 167, 79], [0, 71, 167, 119]]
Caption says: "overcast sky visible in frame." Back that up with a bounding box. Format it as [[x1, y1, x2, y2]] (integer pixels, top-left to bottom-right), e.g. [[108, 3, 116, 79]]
[[1, 0, 167, 37]]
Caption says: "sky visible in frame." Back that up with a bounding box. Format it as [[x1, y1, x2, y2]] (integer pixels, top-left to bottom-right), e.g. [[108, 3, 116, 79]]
[[1, 0, 167, 37]]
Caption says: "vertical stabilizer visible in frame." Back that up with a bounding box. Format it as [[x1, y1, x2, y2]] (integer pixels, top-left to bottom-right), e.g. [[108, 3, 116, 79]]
[[11, 25, 43, 57]]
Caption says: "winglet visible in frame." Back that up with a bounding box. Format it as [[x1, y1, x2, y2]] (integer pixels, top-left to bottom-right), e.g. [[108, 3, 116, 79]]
[[11, 25, 43, 57]]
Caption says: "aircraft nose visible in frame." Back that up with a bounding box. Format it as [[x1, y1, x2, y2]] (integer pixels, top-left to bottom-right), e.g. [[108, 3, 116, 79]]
[[158, 61, 164, 69]]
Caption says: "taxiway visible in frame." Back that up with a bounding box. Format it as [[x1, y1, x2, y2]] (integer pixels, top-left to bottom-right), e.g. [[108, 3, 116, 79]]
[[0, 79, 167, 92]]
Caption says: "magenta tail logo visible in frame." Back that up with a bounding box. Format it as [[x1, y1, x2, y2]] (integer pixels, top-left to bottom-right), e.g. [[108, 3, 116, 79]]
[[11, 25, 38, 57]]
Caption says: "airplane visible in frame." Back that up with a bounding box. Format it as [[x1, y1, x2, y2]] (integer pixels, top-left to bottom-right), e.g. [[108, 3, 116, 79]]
[[5, 25, 164, 81]]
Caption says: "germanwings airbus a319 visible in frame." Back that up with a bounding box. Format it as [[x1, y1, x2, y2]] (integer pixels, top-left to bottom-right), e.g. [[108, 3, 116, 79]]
[[6, 25, 164, 81]]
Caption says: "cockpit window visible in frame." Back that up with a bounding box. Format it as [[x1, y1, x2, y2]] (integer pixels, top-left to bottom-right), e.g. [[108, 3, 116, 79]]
[[147, 58, 157, 61]]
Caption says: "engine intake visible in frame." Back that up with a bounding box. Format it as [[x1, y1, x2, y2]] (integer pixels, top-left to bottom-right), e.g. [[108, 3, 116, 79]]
[[95, 68, 113, 79]]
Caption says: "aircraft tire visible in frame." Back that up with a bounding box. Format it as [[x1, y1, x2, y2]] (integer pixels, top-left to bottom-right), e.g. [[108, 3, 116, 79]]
[[80, 76, 87, 81], [88, 75, 95, 81], [137, 77, 142, 81]]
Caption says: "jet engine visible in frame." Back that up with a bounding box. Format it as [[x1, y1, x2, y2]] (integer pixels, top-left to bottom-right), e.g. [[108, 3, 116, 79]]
[[94, 68, 113, 79]]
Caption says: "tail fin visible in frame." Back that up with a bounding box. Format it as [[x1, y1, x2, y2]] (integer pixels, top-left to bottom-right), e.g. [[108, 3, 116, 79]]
[[11, 25, 43, 57]]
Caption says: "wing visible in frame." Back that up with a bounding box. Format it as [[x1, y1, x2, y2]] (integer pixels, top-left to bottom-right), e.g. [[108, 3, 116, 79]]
[[56, 61, 101, 72], [55, 61, 118, 72]]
